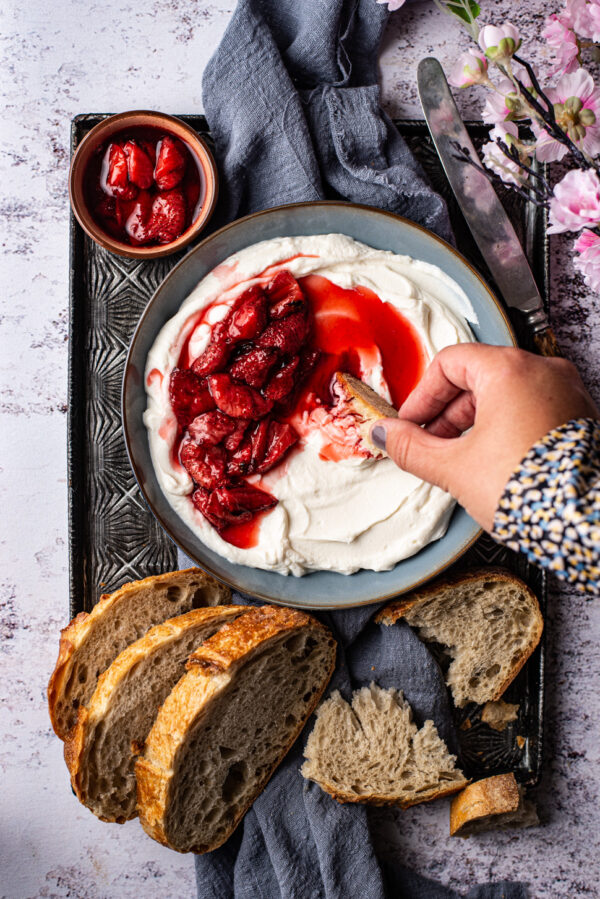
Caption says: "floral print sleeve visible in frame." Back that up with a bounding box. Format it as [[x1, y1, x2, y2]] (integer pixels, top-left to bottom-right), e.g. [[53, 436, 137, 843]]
[[492, 418, 600, 595]]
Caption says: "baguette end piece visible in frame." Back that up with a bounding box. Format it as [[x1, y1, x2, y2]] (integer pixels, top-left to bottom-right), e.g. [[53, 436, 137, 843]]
[[450, 772, 539, 837]]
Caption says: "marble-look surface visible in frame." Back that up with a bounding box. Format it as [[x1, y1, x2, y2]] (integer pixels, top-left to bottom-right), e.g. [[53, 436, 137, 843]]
[[1, 1, 598, 896]]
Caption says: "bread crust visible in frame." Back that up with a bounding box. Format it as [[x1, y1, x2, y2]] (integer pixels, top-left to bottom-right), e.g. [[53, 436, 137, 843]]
[[332, 372, 397, 456], [64, 605, 247, 822], [136, 606, 336, 852], [375, 567, 544, 702], [48, 568, 231, 740], [310, 778, 468, 809], [449, 772, 521, 836]]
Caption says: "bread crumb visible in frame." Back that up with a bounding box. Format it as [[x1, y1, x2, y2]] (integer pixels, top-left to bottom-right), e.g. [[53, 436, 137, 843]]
[[516, 735, 526, 749], [460, 719, 472, 731], [481, 700, 519, 732]]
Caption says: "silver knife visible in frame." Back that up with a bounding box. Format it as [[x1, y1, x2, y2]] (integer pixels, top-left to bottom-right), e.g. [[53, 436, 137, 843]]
[[417, 56, 559, 357]]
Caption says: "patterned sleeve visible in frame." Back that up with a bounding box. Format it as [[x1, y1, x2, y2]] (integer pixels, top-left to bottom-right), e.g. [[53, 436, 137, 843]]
[[492, 418, 600, 595]]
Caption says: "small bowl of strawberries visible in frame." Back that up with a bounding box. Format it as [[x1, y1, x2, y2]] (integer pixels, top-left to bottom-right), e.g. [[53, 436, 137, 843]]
[[69, 111, 218, 259]]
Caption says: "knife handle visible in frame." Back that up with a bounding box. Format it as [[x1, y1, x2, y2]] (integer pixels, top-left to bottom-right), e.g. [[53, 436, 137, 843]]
[[533, 326, 561, 357]]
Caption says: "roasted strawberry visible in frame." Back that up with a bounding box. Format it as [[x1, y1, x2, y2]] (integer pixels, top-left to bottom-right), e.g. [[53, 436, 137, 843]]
[[180, 441, 227, 489], [191, 488, 234, 530], [227, 435, 253, 477], [265, 270, 306, 319], [94, 196, 124, 237], [228, 346, 278, 389], [169, 368, 216, 427], [123, 140, 154, 189], [103, 143, 138, 200], [191, 320, 231, 376], [264, 356, 300, 402], [257, 311, 308, 356], [124, 189, 154, 244], [257, 421, 299, 473], [208, 373, 273, 419], [154, 136, 187, 190], [249, 418, 271, 469], [228, 289, 268, 341], [298, 348, 321, 378], [223, 420, 249, 453], [213, 484, 278, 515], [188, 410, 237, 446], [147, 189, 186, 244]]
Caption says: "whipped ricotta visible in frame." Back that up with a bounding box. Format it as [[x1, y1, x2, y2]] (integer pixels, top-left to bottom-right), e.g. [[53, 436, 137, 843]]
[[144, 234, 476, 575]]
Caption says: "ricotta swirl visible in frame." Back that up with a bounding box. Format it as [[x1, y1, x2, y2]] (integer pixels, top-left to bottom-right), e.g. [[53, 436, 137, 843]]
[[144, 234, 476, 575]]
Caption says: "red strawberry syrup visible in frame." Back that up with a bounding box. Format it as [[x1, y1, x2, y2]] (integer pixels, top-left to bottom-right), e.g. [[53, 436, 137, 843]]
[[163, 267, 425, 549]]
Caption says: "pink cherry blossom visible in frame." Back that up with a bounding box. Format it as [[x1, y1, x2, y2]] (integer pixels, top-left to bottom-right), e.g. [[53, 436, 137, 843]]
[[376, 0, 406, 10], [482, 123, 523, 186], [448, 51, 488, 88], [548, 168, 600, 234], [481, 65, 535, 124], [573, 228, 600, 291], [567, 0, 600, 41], [478, 23, 522, 62], [542, 14, 579, 75], [533, 68, 600, 162]]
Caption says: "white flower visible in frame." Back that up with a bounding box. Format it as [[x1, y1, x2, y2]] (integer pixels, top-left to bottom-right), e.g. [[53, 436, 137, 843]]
[[478, 23, 522, 62], [482, 123, 523, 186], [376, 0, 406, 10], [448, 51, 489, 89], [548, 168, 600, 234]]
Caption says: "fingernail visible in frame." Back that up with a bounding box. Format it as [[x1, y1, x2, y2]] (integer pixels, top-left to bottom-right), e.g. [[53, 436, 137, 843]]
[[371, 424, 387, 450]]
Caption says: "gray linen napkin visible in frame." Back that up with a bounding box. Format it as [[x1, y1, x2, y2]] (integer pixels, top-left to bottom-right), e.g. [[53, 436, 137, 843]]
[[188, 0, 529, 895]]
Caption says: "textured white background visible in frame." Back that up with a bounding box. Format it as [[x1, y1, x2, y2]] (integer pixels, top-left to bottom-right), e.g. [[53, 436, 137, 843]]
[[1, 1, 599, 897]]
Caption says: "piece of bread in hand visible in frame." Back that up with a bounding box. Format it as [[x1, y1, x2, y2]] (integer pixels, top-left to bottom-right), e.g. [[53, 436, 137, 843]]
[[136, 606, 336, 853], [450, 772, 538, 837], [65, 605, 246, 823], [375, 569, 543, 708], [331, 372, 398, 458], [48, 568, 231, 740], [301, 683, 467, 807]]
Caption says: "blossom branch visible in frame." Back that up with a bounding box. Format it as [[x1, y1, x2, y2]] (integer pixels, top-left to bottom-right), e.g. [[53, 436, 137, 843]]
[[449, 140, 550, 207]]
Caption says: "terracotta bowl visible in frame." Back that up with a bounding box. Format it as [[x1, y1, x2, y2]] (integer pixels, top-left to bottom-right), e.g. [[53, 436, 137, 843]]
[[68, 110, 218, 259]]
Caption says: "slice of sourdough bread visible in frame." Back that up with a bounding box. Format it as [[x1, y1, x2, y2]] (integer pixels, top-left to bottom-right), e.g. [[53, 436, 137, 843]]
[[136, 605, 336, 853], [65, 605, 246, 823], [375, 569, 543, 708], [450, 773, 538, 837], [49, 568, 231, 740], [331, 372, 397, 457], [301, 683, 467, 807]]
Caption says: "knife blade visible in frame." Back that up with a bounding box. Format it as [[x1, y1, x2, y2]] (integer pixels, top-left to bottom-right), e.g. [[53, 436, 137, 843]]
[[417, 56, 559, 356]]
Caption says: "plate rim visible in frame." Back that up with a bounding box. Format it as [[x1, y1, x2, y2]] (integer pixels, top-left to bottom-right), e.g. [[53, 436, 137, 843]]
[[122, 199, 516, 608]]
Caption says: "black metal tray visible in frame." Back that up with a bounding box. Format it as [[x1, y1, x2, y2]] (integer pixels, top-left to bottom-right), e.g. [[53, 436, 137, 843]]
[[68, 114, 547, 785]]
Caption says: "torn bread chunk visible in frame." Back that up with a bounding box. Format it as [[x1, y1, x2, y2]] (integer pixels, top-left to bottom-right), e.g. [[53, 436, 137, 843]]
[[481, 700, 519, 732], [450, 772, 539, 837], [376, 569, 543, 708], [330, 372, 398, 458], [301, 683, 467, 807]]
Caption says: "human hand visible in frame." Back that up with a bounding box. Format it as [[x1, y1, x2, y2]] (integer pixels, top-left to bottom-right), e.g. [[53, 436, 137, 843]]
[[370, 344, 599, 531]]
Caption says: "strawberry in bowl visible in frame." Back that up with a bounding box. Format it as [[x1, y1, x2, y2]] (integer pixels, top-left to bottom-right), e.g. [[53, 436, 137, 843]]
[[69, 111, 217, 259]]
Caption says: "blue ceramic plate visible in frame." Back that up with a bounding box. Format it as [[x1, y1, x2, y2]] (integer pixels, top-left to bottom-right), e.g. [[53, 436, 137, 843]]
[[122, 201, 516, 609]]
